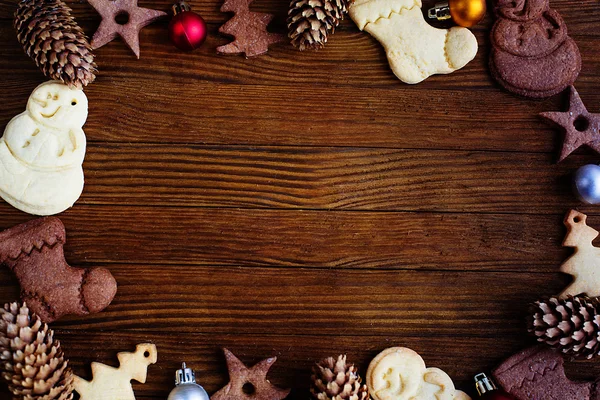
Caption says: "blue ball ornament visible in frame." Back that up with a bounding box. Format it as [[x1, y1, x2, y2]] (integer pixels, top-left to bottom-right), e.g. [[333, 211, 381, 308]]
[[573, 164, 600, 204]]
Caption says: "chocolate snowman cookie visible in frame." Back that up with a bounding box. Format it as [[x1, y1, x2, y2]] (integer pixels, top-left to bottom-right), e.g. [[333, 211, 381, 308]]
[[490, 0, 580, 98]]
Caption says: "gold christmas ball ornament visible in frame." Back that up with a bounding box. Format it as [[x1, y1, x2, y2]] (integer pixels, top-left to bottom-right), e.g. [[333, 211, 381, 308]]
[[427, 0, 486, 27]]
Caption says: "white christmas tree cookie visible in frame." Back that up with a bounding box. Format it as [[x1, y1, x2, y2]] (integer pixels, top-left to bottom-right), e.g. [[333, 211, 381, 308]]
[[73, 343, 158, 400], [367, 347, 470, 400], [559, 210, 600, 298], [0, 80, 87, 215], [349, 0, 478, 84]]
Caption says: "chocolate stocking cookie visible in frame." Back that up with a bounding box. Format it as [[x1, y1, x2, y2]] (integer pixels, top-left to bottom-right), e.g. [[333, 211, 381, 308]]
[[0, 217, 117, 323]]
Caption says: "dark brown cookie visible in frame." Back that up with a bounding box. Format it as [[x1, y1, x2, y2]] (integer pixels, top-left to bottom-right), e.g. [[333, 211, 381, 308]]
[[491, 9, 567, 57], [489, 58, 570, 98], [0, 217, 117, 323], [491, 38, 580, 94], [540, 86, 600, 162], [493, 347, 594, 400], [494, 0, 549, 21]]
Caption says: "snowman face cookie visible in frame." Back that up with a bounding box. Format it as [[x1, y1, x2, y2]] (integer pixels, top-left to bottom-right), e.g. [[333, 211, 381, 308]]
[[27, 81, 88, 129], [5, 81, 87, 169]]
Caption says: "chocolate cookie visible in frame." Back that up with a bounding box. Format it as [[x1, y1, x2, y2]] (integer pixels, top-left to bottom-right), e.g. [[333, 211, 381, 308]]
[[491, 38, 580, 93], [493, 347, 595, 400], [494, 0, 548, 21], [491, 9, 567, 57]]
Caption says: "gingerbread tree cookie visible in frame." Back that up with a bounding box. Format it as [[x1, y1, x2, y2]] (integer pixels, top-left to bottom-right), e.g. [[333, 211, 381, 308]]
[[217, 0, 284, 57], [73, 343, 157, 400], [559, 210, 600, 298], [0, 217, 117, 323]]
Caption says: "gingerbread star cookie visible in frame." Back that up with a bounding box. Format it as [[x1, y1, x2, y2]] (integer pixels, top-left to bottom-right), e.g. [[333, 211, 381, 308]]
[[540, 86, 600, 162], [88, 0, 167, 58], [558, 210, 600, 298], [212, 348, 290, 400]]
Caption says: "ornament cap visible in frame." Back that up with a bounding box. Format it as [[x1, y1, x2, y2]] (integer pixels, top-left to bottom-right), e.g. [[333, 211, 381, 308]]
[[172, 1, 192, 15], [475, 373, 497, 395], [175, 362, 197, 385], [427, 0, 486, 27]]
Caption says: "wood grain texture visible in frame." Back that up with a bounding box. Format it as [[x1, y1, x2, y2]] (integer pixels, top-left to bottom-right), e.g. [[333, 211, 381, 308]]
[[1, 0, 600, 398], [0, 204, 581, 271], [79, 143, 592, 213], [0, 265, 571, 334]]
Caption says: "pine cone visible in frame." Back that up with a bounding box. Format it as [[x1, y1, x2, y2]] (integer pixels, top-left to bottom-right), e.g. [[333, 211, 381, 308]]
[[287, 0, 348, 50], [0, 302, 74, 400], [528, 295, 600, 359], [14, 0, 97, 88], [310, 355, 369, 400]]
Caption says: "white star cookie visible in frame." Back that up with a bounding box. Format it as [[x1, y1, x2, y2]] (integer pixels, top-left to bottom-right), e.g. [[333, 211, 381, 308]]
[[0, 81, 87, 215], [367, 347, 470, 400], [349, 0, 478, 84]]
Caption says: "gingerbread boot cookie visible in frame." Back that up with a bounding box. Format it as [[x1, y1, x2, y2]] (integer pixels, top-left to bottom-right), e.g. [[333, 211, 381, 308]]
[[0, 217, 117, 323], [349, 0, 478, 84]]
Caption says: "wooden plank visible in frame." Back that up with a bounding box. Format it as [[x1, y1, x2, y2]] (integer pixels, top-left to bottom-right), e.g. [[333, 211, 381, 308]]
[[74, 143, 594, 213], [0, 265, 569, 334], [1, 0, 599, 28], [2, 21, 600, 91], [0, 331, 595, 399], [0, 205, 574, 271], [2, 35, 600, 151]]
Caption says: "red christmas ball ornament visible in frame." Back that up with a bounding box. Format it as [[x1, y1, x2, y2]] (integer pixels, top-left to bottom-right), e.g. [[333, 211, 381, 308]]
[[169, 1, 207, 51]]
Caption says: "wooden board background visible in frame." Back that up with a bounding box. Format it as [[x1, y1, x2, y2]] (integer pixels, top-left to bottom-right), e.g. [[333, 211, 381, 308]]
[[1, 0, 600, 398]]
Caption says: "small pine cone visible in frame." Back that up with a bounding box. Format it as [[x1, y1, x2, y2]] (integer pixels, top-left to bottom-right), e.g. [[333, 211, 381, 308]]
[[14, 0, 97, 88], [528, 295, 600, 359], [0, 302, 74, 400], [310, 355, 369, 400], [287, 0, 348, 50]]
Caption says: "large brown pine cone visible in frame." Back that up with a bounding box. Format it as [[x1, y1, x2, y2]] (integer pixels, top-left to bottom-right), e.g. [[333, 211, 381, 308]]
[[528, 295, 600, 359], [287, 0, 348, 50], [310, 355, 369, 400], [14, 0, 97, 88], [0, 302, 74, 400]]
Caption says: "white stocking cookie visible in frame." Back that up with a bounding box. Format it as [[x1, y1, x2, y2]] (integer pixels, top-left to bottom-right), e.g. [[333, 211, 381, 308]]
[[349, 0, 478, 84], [0, 81, 87, 215], [367, 347, 470, 400]]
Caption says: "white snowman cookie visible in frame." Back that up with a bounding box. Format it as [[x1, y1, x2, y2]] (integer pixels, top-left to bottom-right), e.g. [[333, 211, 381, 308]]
[[349, 0, 478, 84], [367, 347, 471, 400], [0, 81, 88, 215]]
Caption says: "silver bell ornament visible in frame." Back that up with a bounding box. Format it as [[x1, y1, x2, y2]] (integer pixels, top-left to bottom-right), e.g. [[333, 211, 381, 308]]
[[167, 362, 210, 400], [573, 164, 600, 204]]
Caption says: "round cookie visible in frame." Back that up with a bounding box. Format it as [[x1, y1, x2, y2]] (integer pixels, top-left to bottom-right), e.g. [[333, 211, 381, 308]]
[[494, 0, 548, 21], [490, 60, 570, 98], [491, 38, 581, 93], [491, 9, 567, 58]]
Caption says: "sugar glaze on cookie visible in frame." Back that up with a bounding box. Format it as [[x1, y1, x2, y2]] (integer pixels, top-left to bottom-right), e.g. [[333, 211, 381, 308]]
[[0, 81, 87, 215]]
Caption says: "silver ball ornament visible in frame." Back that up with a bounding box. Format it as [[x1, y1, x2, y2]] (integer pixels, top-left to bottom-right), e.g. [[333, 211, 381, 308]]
[[167, 362, 210, 400], [573, 164, 600, 204]]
